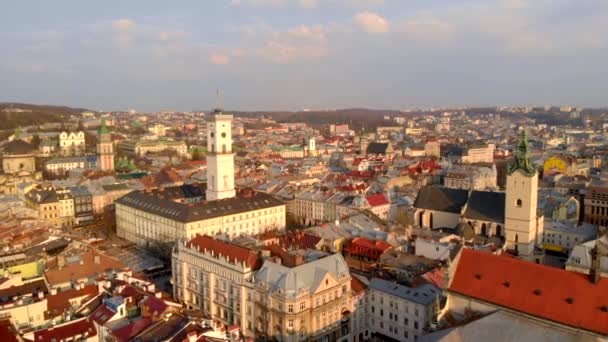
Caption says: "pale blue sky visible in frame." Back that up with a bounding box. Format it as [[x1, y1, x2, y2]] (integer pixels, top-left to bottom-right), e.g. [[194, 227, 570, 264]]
[[1, 0, 607, 111]]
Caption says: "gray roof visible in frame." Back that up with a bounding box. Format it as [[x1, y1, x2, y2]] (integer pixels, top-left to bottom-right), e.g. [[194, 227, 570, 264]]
[[462, 191, 505, 223], [101, 183, 131, 192], [3, 139, 36, 155], [369, 278, 439, 305], [366, 142, 389, 154], [254, 253, 350, 298], [418, 310, 602, 342], [25, 188, 59, 204], [68, 186, 91, 197], [414, 186, 469, 213], [46, 155, 98, 165], [116, 189, 284, 223]]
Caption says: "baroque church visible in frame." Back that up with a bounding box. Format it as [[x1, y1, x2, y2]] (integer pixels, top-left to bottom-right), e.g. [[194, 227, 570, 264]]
[[413, 131, 544, 261]]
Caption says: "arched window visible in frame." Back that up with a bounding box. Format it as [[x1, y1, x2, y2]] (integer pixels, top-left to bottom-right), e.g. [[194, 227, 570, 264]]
[[418, 211, 424, 228], [481, 223, 487, 236], [496, 225, 502, 237], [516, 199, 522, 207], [429, 212, 434, 229]]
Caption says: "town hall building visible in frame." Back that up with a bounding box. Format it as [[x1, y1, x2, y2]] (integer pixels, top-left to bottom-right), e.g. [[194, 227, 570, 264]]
[[115, 109, 286, 247]]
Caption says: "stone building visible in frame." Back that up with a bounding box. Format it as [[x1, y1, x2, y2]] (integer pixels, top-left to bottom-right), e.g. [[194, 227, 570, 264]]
[[2, 138, 36, 175]]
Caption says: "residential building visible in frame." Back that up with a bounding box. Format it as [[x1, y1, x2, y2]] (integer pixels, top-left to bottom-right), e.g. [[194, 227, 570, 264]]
[[443, 164, 497, 190], [69, 186, 94, 225], [584, 176, 608, 228], [254, 253, 353, 342], [368, 278, 439, 342], [460, 143, 495, 164], [45, 156, 98, 174], [172, 235, 261, 338], [118, 139, 188, 157], [24, 186, 61, 228], [541, 221, 596, 254]]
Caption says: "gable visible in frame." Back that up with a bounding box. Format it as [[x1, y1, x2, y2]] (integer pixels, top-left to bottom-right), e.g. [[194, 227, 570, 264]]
[[312, 271, 340, 295]]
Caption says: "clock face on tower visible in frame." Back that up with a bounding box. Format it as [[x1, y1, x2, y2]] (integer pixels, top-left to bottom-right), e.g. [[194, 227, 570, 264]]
[[221, 132, 226, 138]]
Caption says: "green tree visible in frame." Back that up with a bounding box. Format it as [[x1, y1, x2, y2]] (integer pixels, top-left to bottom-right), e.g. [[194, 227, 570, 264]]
[[191, 148, 203, 161]]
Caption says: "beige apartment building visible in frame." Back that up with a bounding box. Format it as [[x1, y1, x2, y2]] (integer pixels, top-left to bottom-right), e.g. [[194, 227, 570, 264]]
[[24, 185, 62, 228], [172, 235, 354, 342], [172, 235, 261, 337], [254, 253, 353, 342]]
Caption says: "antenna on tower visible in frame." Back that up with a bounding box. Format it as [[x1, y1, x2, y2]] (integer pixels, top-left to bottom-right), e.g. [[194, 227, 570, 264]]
[[215, 88, 223, 112]]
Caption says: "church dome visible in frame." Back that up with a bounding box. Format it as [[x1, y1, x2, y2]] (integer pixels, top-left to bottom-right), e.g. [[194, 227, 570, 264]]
[[3, 139, 36, 155]]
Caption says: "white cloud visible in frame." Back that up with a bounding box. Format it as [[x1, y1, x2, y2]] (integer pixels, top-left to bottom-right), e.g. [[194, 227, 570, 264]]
[[353, 12, 389, 33], [209, 53, 231, 65], [399, 12, 453, 42], [341, 0, 384, 7], [299, 0, 318, 8], [259, 25, 328, 63], [231, 0, 284, 7], [112, 18, 135, 31]]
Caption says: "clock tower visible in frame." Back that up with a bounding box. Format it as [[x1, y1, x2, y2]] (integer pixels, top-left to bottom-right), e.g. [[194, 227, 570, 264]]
[[206, 108, 236, 201]]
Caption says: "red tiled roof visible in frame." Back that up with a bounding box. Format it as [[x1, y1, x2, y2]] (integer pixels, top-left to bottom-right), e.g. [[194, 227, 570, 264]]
[[351, 277, 367, 294], [46, 284, 98, 319], [366, 193, 389, 207], [31, 318, 97, 342], [91, 304, 116, 325], [0, 320, 17, 342], [350, 237, 392, 252], [112, 318, 152, 342], [449, 249, 608, 335], [186, 235, 261, 269], [344, 237, 392, 261], [143, 295, 168, 315], [421, 268, 446, 289]]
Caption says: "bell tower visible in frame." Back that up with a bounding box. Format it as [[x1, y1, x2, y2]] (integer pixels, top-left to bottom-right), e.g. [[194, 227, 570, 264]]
[[206, 108, 236, 201], [504, 130, 543, 261], [97, 118, 115, 171]]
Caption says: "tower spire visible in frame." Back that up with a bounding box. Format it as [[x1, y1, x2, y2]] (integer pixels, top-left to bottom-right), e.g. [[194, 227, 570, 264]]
[[508, 129, 535, 176]]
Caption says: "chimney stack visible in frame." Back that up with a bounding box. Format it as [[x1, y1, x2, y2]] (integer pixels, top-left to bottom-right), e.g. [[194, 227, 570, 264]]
[[590, 245, 602, 284]]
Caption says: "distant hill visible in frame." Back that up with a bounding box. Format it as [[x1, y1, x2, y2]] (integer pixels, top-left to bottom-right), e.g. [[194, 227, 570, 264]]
[[0, 103, 90, 130], [232, 108, 406, 131]]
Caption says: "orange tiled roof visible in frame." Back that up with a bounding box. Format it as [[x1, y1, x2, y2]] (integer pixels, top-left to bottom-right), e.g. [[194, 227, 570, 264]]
[[351, 277, 367, 294], [44, 251, 127, 285], [46, 284, 98, 318], [186, 235, 261, 269], [449, 249, 608, 335]]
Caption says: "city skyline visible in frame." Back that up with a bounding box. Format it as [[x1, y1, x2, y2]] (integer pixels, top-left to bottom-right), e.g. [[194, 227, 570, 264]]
[[1, 0, 607, 111]]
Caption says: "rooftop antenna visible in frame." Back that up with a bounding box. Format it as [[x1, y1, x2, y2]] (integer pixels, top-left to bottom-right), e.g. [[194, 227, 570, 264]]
[[215, 88, 223, 112]]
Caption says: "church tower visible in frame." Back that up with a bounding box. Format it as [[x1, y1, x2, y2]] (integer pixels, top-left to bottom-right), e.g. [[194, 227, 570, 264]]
[[97, 118, 115, 171], [504, 130, 543, 261], [305, 136, 317, 157], [206, 108, 236, 201]]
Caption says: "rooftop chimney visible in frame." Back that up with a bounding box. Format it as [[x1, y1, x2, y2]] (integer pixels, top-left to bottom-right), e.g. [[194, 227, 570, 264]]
[[590, 245, 602, 284]]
